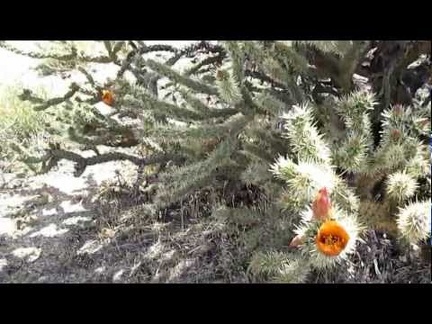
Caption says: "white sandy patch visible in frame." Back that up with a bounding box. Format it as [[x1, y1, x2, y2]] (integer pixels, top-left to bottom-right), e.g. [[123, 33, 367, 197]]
[[0, 194, 29, 215], [29, 223, 68, 238], [40, 174, 88, 195], [62, 215, 92, 226], [42, 208, 57, 216], [59, 200, 87, 214], [0, 217, 15, 236], [11, 247, 42, 262]]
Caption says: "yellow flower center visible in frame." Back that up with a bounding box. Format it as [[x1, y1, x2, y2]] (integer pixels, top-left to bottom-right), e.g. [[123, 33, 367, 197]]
[[322, 234, 341, 245], [315, 220, 350, 256]]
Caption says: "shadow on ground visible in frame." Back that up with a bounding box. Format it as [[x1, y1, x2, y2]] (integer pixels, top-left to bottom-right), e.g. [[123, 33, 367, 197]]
[[1, 166, 429, 283], [0, 166, 250, 283]]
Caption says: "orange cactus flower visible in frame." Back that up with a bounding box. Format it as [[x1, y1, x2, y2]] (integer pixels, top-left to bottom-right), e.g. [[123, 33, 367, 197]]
[[315, 220, 350, 256], [311, 187, 333, 220], [102, 89, 114, 106]]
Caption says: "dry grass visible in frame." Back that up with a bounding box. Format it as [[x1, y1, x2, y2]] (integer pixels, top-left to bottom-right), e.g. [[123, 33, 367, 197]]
[[0, 83, 52, 174], [85, 184, 256, 283], [0, 175, 252, 282]]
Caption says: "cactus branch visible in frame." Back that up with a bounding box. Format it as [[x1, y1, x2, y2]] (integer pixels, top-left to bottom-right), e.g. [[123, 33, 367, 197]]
[[40, 148, 183, 177]]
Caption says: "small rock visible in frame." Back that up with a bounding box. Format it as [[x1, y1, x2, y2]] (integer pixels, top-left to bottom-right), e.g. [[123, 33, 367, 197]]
[[29, 224, 68, 238], [0, 218, 15, 236]]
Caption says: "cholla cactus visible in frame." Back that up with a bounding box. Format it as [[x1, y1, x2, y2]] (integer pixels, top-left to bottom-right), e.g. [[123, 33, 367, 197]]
[[248, 251, 310, 283], [270, 102, 359, 213], [386, 171, 418, 203], [333, 93, 430, 213], [254, 89, 430, 282], [396, 200, 431, 245], [332, 91, 376, 172], [266, 100, 364, 278], [280, 103, 332, 165], [274, 257, 309, 283], [215, 69, 242, 105], [271, 157, 337, 207], [249, 186, 362, 281]]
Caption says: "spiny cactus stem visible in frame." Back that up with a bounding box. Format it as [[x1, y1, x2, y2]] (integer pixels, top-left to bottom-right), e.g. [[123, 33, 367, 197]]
[[43, 148, 184, 177]]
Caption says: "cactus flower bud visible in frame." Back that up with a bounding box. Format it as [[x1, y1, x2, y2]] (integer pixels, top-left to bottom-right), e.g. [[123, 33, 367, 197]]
[[289, 234, 305, 248], [312, 187, 333, 220], [390, 129, 401, 141]]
